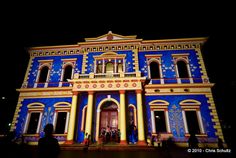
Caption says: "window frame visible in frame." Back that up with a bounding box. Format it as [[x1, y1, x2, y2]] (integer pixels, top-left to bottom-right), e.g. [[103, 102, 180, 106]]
[[23, 103, 44, 135], [180, 99, 205, 136], [53, 102, 71, 135], [172, 54, 193, 83]]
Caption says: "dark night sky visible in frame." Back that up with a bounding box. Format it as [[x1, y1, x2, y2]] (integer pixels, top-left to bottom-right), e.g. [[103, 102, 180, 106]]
[[0, 3, 234, 146]]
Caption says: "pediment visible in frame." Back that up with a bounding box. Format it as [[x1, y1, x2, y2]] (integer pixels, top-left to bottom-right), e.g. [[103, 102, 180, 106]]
[[84, 31, 137, 42]]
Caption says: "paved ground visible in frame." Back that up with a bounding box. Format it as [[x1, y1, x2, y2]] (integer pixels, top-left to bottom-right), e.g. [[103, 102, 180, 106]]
[[26, 146, 232, 158], [0, 141, 232, 158]]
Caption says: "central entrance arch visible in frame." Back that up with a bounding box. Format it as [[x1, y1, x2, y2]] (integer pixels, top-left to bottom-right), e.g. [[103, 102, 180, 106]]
[[100, 101, 118, 131], [95, 98, 120, 141]]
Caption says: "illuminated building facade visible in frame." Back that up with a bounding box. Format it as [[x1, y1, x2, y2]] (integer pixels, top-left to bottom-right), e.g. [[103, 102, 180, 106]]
[[11, 31, 225, 147]]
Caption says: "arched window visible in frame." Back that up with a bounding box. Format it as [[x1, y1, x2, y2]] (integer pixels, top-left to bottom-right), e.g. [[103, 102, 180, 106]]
[[63, 65, 73, 82], [105, 62, 114, 73], [177, 60, 189, 78], [24, 103, 44, 134], [117, 63, 123, 73], [39, 66, 49, 83], [150, 61, 160, 79], [149, 100, 171, 134], [81, 105, 87, 131], [180, 99, 205, 135], [53, 102, 71, 134]]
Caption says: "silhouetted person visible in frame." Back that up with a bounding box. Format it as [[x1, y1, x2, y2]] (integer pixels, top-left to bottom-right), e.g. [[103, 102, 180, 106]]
[[188, 133, 198, 148], [1, 131, 20, 158], [38, 124, 60, 158]]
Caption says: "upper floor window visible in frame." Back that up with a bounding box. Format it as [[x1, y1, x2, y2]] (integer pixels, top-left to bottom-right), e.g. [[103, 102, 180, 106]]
[[53, 102, 71, 134], [180, 99, 205, 135], [150, 61, 160, 79], [63, 65, 73, 81], [105, 62, 114, 73], [149, 100, 171, 134], [145, 55, 164, 84], [39, 66, 49, 83], [94, 52, 126, 74], [97, 62, 103, 73], [117, 63, 123, 73], [34, 60, 53, 88], [23, 103, 44, 134], [172, 54, 193, 83], [60, 58, 76, 84], [177, 60, 189, 78]]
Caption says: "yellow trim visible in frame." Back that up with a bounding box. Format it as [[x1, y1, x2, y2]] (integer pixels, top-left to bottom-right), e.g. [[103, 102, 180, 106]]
[[179, 99, 201, 106], [196, 48, 209, 79], [54, 102, 71, 107], [17, 87, 72, 92], [10, 97, 24, 131], [142, 37, 207, 43], [145, 83, 214, 88], [84, 32, 137, 42], [23, 56, 34, 82], [27, 102, 45, 108], [149, 100, 169, 106], [97, 98, 120, 110], [61, 58, 77, 61], [132, 48, 139, 72], [82, 51, 88, 73]]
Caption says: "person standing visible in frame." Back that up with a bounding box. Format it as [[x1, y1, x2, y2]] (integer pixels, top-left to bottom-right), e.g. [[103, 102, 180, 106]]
[[38, 124, 60, 158]]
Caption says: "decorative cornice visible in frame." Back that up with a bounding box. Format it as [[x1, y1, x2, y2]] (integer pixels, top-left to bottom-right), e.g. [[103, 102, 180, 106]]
[[17, 87, 72, 92], [145, 83, 214, 89]]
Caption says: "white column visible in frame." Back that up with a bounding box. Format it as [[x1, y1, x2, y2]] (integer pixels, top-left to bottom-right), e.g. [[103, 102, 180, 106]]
[[67, 92, 78, 143], [53, 112, 57, 128], [37, 112, 43, 133], [102, 59, 105, 73], [95, 109, 101, 141], [159, 64, 164, 84], [123, 58, 126, 72], [175, 63, 181, 84], [85, 91, 94, 136], [94, 60, 97, 73], [151, 110, 156, 134], [23, 113, 30, 133], [119, 90, 127, 145], [136, 90, 146, 145], [65, 112, 70, 133], [34, 70, 41, 88], [59, 68, 64, 87], [114, 59, 117, 73], [182, 111, 189, 134], [197, 110, 205, 134], [187, 63, 193, 83], [165, 110, 171, 133]]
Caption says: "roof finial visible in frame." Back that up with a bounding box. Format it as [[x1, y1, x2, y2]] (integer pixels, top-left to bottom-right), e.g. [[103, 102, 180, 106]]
[[108, 31, 112, 34]]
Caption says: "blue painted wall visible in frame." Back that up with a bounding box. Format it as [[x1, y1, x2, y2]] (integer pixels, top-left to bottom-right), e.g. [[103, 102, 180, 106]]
[[145, 95, 216, 142], [138, 50, 203, 83], [27, 55, 83, 88], [16, 97, 72, 138]]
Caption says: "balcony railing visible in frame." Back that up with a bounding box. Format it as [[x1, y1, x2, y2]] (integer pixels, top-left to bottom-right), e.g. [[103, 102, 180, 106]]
[[77, 72, 139, 79]]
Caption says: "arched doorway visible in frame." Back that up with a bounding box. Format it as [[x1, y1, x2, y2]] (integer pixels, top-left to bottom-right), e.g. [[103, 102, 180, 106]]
[[99, 101, 118, 143], [100, 101, 118, 131], [95, 98, 120, 142]]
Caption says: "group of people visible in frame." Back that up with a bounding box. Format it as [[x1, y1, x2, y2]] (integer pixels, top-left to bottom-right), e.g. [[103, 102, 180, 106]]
[[99, 126, 121, 143]]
